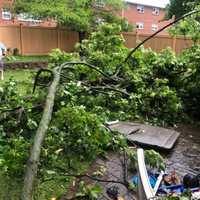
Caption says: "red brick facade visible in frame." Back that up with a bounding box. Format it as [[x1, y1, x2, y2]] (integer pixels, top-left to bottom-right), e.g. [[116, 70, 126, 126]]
[[121, 2, 173, 35]]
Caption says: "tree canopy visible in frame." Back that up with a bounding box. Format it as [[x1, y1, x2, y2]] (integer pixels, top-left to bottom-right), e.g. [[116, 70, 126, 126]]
[[166, 0, 199, 19], [13, 0, 130, 33], [167, 0, 200, 42]]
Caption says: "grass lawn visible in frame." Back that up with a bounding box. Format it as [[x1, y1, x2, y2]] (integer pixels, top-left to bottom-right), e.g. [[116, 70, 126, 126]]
[[5, 55, 49, 63], [0, 69, 37, 94]]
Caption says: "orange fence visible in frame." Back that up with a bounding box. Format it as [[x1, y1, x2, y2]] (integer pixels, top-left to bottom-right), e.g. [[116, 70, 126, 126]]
[[0, 25, 194, 55], [0, 24, 79, 55], [123, 32, 194, 54]]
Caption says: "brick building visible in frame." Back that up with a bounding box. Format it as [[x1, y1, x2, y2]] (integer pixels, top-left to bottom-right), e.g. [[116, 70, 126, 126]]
[[121, 0, 172, 35], [0, 0, 56, 27]]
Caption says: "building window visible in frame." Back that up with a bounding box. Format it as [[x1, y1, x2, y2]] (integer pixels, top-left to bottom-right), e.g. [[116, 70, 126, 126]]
[[95, 0, 105, 8], [2, 8, 12, 20], [152, 7, 160, 15], [152, 24, 158, 32], [136, 22, 144, 30], [137, 5, 144, 13]]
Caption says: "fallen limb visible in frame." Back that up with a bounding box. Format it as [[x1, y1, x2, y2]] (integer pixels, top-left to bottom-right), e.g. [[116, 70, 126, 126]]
[[21, 62, 121, 200], [21, 67, 61, 200]]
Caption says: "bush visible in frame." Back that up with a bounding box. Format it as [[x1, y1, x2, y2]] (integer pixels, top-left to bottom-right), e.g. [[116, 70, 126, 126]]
[[50, 105, 111, 160]]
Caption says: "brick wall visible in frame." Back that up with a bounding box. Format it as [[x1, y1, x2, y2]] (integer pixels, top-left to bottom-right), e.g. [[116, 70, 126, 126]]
[[121, 3, 173, 35]]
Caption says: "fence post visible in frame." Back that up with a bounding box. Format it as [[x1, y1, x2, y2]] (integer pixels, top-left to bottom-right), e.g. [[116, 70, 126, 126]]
[[136, 31, 140, 45], [57, 25, 61, 49], [19, 23, 24, 55], [172, 36, 177, 53]]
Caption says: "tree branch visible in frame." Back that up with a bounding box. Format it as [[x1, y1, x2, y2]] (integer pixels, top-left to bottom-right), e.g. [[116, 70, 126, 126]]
[[21, 67, 61, 200]]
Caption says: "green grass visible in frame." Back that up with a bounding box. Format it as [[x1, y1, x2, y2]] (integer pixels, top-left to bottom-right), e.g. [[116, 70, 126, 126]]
[[5, 55, 49, 63], [0, 69, 37, 94], [0, 161, 90, 200]]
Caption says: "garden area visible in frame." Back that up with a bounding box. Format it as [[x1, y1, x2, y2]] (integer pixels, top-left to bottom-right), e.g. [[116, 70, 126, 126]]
[[1, 23, 200, 200], [0, 0, 200, 200]]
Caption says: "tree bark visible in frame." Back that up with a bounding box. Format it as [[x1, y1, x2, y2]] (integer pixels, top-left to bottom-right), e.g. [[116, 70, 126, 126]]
[[21, 67, 61, 200]]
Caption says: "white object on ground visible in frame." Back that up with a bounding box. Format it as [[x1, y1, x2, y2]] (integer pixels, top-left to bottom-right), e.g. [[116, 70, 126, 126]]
[[137, 148, 155, 200], [192, 192, 200, 200], [106, 120, 119, 126]]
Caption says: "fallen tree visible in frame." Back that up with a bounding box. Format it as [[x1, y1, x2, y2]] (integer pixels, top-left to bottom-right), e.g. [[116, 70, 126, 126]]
[[21, 62, 125, 200]]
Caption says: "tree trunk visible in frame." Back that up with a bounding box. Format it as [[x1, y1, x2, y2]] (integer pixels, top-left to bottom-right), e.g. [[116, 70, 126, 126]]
[[21, 67, 61, 200], [78, 31, 86, 58], [78, 31, 86, 44]]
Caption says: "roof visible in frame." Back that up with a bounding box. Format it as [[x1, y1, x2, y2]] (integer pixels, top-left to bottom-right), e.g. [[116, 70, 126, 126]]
[[125, 0, 169, 8]]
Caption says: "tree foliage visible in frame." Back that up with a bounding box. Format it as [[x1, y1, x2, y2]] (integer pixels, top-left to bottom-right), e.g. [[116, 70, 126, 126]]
[[169, 16, 200, 43], [167, 2, 200, 42], [13, 0, 131, 33], [166, 0, 199, 19]]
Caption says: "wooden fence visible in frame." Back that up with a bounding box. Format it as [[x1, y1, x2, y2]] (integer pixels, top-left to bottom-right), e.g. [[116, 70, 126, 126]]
[[123, 32, 194, 54], [0, 24, 194, 55], [0, 24, 79, 55]]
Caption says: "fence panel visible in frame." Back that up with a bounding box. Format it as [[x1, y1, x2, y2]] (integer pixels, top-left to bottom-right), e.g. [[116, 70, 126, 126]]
[[175, 37, 194, 54], [123, 32, 137, 48], [22, 27, 58, 55], [0, 25, 195, 55], [0, 25, 21, 52], [60, 29, 79, 52]]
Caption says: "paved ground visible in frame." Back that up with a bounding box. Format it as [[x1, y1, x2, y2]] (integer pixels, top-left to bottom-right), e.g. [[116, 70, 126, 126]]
[[165, 124, 200, 176], [60, 124, 200, 200], [60, 152, 137, 200]]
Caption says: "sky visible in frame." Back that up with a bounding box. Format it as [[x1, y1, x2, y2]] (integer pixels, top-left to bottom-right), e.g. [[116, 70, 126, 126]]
[[125, 0, 170, 8]]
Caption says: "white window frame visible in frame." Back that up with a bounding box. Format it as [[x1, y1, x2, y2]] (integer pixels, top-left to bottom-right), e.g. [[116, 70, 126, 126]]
[[136, 22, 144, 30], [95, 0, 105, 8], [152, 7, 160, 15], [137, 5, 144, 14], [152, 24, 158, 32], [2, 8, 12, 20]]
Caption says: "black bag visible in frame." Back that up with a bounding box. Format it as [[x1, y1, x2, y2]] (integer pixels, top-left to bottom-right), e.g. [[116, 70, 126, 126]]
[[183, 173, 200, 188]]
